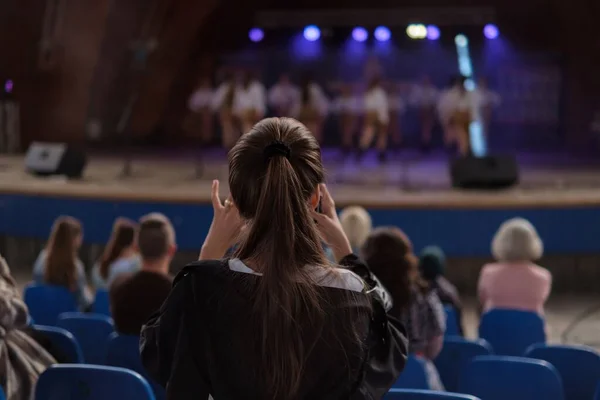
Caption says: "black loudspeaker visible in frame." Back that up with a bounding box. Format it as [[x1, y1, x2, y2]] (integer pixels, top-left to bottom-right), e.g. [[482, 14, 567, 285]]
[[450, 155, 519, 189], [25, 142, 87, 179]]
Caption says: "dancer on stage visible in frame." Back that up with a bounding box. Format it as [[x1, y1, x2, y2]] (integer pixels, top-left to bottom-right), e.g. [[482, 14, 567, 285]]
[[268, 73, 300, 117], [212, 72, 238, 149], [437, 76, 476, 156], [332, 83, 361, 153], [410, 75, 439, 151], [388, 83, 406, 149], [235, 72, 266, 134], [294, 74, 329, 142], [473, 77, 501, 136], [186, 77, 214, 145], [359, 76, 390, 162]]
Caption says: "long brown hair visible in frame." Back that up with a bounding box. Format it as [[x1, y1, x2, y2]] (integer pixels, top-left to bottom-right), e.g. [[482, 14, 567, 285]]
[[45, 216, 82, 290], [361, 227, 428, 313], [229, 117, 352, 399], [99, 218, 137, 279]]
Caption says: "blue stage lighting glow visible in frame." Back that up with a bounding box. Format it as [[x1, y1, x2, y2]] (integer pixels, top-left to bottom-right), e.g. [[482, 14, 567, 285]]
[[427, 25, 440, 40], [303, 25, 321, 41], [352, 27, 368, 42], [248, 28, 264, 43], [374, 26, 391, 42]]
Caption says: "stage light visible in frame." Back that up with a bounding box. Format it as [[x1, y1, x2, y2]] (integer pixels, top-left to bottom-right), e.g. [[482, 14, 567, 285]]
[[374, 26, 391, 42], [407, 24, 427, 39], [303, 25, 321, 41], [483, 24, 499, 39], [426, 25, 440, 40], [352, 27, 368, 42], [248, 28, 264, 43], [464, 78, 475, 91], [455, 34, 468, 47], [4, 80, 13, 93]]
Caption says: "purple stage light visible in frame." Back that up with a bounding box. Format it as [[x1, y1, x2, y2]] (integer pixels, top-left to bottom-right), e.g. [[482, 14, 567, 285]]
[[248, 28, 264, 43], [352, 27, 368, 42], [4, 80, 13, 93], [483, 24, 499, 39], [303, 25, 321, 41], [426, 25, 440, 40], [374, 26, 391, 42]]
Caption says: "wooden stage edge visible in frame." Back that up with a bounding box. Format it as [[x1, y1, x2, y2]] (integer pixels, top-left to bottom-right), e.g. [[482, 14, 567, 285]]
[[0, 155, 599, 209]]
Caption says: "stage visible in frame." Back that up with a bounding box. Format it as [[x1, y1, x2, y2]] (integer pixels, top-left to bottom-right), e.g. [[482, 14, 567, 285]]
[[0, 149, 599, 256]]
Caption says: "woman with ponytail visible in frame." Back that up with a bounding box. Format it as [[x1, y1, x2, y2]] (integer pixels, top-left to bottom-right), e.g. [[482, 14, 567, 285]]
[[33, 216, 92, 311], [141, 117, 407, 399], [362, 227, 446, 390]]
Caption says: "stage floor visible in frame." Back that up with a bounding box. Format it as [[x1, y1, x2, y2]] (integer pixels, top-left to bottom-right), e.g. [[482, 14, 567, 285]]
[[1, 149, 600, 208]]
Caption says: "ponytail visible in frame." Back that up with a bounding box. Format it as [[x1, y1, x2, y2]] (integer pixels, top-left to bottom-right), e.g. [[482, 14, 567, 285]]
[[45, 216, 81, 290]]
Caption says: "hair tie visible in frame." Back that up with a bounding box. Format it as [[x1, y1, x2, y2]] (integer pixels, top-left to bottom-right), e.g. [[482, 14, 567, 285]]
[[263, 140, 291, 162]]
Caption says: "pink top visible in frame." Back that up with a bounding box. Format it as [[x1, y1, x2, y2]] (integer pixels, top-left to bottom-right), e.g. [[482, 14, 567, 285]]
[[477, 262, 552, 315]]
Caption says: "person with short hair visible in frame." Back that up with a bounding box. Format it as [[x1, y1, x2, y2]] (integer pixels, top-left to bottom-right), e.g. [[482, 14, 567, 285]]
[[109, 213, 176, 335], [478, 217, 551, 315], [92, 218, 140, 289], [339, 206, 372, 253], [141, 118, 407, 399], [33, 216, 91, 311]]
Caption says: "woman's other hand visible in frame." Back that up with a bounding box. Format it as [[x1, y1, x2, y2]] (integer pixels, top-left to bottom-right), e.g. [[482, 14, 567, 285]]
[[311, 184, 353, 262], [199, 180, 244, 260]]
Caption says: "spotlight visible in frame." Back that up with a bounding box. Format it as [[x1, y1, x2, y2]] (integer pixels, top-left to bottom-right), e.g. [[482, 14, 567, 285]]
[[352, 27, 368, 42], [426, 25, 440, 40], [303, 25, 321, 41], [407, 24, 427, 40], [374, 26, 391, 42], [455, 34, 468, 47], [4, 80, 13, 93], [483, 24, 499, 39], [248, 28, 264, 43]]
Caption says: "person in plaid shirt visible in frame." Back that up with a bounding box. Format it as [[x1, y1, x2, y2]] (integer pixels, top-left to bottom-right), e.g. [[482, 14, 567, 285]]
[[362, 227, 446, 390]]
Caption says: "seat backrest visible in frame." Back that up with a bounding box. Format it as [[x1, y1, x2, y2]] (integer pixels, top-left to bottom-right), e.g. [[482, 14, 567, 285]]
[[106, 333, 165, 400], [385, 389, 480, 399], [0, 384, 5, 400], [56, 312, 114, 364], [92, 290, 111, 316], [444, 306, 461, 337], [393, 355, 430, 389], [525, 344, 600, 400], [34, 364, 155, 400], [32, 325, 84, 363], [459, 355, 564, 400], [434, 337, 493, 392], [479, 309, 545, 356], [24, 283, 77, 326]]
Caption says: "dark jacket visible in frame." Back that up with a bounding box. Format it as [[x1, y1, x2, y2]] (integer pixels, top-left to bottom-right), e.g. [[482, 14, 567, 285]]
[[140, 255, 407, 399]]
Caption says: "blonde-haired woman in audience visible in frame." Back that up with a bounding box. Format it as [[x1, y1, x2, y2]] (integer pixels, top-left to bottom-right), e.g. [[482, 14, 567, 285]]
[[0, 255, 55, 399], [33, 216, 92, 311], [92, 218, 140, 289], [478, 217, 551, 315], [339, 205, 372, 252]]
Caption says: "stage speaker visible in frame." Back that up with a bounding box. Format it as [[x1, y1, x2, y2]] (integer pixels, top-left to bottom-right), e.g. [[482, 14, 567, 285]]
[[25, 142, 87, 179], [450, 155, 519, 189]]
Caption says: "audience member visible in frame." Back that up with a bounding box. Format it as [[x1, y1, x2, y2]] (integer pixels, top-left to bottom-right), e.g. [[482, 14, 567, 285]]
[[33, 216, 92, 311], [419, 245, 464, 335], [478, 217, 551, 315], [362, 226, 446, 390], [339, 205, 373, 252], [92, 218, 140, 289], [141, 118, 407, 399], [109, 213, 175, 335], [0, 255, 55, 399]]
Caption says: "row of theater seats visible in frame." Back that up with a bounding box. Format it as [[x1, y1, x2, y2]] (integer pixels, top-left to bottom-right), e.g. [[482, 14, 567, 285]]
[[23, 283, 600, 400]]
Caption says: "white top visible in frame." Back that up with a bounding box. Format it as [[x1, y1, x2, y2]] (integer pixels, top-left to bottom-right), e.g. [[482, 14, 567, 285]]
[[228, 258, 364, 293], [211, 82, 235, 111], [473, 87, 502, 109], [437, 88, 479, 124], [410, 84, 439, 108], [364, 87, 389, 124], [291, 83, 330, 118], [332, 95, 363, 114], [233, 81, 266, 117], [188, 88, 213, 112], [268, 83, 301, 111]]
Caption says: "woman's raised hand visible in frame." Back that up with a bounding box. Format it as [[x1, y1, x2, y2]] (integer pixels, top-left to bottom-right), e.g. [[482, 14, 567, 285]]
[[199, 180, 244, 260], [311, 184, 353, 262]]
